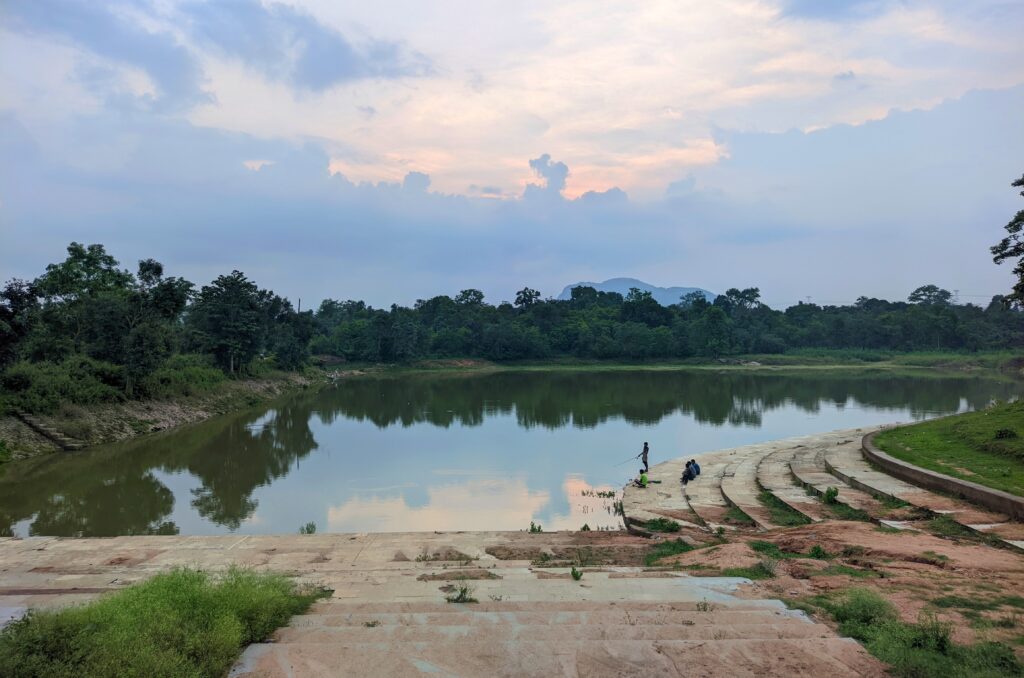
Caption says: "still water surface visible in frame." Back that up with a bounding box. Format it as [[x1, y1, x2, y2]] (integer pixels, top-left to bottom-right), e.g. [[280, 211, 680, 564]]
[[2, 370, 1021, 537]]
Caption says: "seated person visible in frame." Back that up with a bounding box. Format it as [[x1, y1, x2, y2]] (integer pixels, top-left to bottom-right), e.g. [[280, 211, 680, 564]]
[[633, 468, 649, 488], [681, 461, 695, 485], [691, 459, 701, 476]]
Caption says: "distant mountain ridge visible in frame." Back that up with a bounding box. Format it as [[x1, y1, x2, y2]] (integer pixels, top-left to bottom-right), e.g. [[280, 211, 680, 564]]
[[557, 278, 716, 306]]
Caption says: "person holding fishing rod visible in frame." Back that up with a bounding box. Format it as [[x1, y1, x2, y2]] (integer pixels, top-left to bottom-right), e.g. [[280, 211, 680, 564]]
[[615, 442, 650, 471]]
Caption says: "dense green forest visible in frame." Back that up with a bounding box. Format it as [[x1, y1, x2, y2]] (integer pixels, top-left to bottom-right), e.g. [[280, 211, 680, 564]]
[[1, 242, 1022, 413]]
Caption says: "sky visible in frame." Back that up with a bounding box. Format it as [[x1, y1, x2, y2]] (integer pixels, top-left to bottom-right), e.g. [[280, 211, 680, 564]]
[[1, 0, 1023, 309]]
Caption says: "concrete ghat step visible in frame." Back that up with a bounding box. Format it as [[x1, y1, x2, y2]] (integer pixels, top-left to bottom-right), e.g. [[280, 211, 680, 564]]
[[306, 599, 791, 614], [756, 447, 830, 522], [720, 449, 779, 530], [289, 608, 808, 628], [231, 638, 884, 678], [273, 622, 834, 643], [682, 452, 736, 530], [789, 447, 881, 513], [825, 441, 1024, 547]]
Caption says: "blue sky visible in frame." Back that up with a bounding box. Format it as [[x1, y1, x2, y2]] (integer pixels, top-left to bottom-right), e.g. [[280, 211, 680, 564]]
[[1, 0, 1023, 308]]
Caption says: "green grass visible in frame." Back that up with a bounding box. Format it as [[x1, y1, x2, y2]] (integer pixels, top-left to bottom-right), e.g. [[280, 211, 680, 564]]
[[926, 515, 973, 538], [757, 490, 812, 526], [933, 595, 1024, 612], [874, 400, 1024, 496], [821, 588, 1023, 677], [748, 540, 830, 560], [0, 440, 9, 465], [644, 517, 681, 532], [816, 564, 881, 579], [644, 538, 694, 566], [722, 560, 777, 580], [0, 568, 328, 678], [724, 506, 755, 526], [825, 501, 872, 522]]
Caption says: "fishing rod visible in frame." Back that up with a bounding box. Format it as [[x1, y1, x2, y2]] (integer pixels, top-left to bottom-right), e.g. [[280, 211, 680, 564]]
[[614, 453, 641, 466]]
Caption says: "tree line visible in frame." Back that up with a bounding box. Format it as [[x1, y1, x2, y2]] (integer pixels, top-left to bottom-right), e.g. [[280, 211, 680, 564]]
[[1, 242, 1022, 412]]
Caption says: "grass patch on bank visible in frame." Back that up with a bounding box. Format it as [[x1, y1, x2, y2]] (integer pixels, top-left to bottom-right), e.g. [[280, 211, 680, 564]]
[[757, 490, 812, 526], [0, 568, 328, 678], [874, 400, 1024, 497], [819, 588, 1022, 677], [644, 517, 681, 532], [724, 506, 756, 526], [644, 538, 694, 566]]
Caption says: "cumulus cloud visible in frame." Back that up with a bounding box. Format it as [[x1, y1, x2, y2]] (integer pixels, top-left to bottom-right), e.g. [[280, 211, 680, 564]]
[[526, 154, 569, 197], [2, 86, 1021, 309], [1, 0, 209, 111], [182, 0, 432, 91]]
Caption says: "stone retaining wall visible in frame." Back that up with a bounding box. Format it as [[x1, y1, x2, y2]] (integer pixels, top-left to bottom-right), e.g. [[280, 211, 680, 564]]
[[862, 430, 1024, 521]]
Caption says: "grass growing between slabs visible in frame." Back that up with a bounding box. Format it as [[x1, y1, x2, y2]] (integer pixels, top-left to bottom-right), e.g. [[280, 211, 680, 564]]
[[874, 399, 1024, 496], [0, 568, 329, 678], [799, 588, 1023, 678], [756, 491, 812, 526]]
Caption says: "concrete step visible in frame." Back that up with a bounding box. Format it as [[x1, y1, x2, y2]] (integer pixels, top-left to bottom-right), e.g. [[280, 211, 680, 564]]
[[756, 447, 830, 522], [789, 446, 883, 515], [825, 441, 1024, 548], [273, 621, 833, 643], [231, 637, 884, 677], [682, 452, 737, 531], [720, 450, 779, 530], [306, 599, 791, 614], [292, 607, 807, 628]]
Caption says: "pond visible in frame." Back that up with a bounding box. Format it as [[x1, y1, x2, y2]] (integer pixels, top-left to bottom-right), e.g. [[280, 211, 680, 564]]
[[1, 369, 1021, 537]]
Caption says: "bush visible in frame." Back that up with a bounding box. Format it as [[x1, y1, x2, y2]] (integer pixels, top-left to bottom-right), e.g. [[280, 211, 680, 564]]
[[644, 517, 681, 532], [0, 568, 327, 678], [823, 589, 1023, 677], [0, 356, 126, 413], [139, 354, 225, 399]]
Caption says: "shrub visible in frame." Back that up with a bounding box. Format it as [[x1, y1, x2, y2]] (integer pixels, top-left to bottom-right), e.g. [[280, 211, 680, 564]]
[[0, 568, 327, 677], [0, 356, 126, 413], [644, 517, 681, 532], [139, 354, 226, 399], [571, 567, 583, 581], [823, 486, 839, 504]]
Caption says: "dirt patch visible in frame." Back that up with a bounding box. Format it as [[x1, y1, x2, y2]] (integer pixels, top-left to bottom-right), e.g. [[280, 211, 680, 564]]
[[488, 543, 650, 566], [658, 543, 761, 570], [742, 521, 1024, 649], [417, 569, 501, 581]]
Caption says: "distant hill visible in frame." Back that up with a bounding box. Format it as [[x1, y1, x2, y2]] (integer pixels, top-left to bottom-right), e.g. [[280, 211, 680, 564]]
[[557, 278, 716, 306]]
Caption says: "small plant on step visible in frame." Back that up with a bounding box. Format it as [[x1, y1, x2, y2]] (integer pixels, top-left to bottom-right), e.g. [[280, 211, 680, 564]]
[[298, 521, 317, 535], [823, 486, 839, 504], [696, 599, 716, 612], [529, 521, 543, 533], [645, 517, 681, 532], [571, 566, 583, 581], [445, 583, 478, 604], [363, 620, 381, 628], [580, 523, 591, 531]]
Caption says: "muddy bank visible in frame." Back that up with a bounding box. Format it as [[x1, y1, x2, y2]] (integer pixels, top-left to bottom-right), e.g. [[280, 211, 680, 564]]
[[0, 372, 326, 461]]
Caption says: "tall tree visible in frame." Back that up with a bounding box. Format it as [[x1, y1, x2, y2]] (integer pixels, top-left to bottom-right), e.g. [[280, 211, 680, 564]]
[[514, 287, 541, 307], [991, 173, 1024, 307], [188, 271, 264, 374]]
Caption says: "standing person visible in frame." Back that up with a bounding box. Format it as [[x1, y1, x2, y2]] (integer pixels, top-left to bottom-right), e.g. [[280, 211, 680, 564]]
[[640, 442, 650, 472]]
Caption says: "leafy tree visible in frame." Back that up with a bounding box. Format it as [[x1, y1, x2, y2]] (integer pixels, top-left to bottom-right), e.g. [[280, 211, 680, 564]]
[[455, 289, 484, 306], [188, 271, 264, 374], [908, 284, 952, 306], [991, 173, 1024, 307], [514, 287, 541, 307]]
